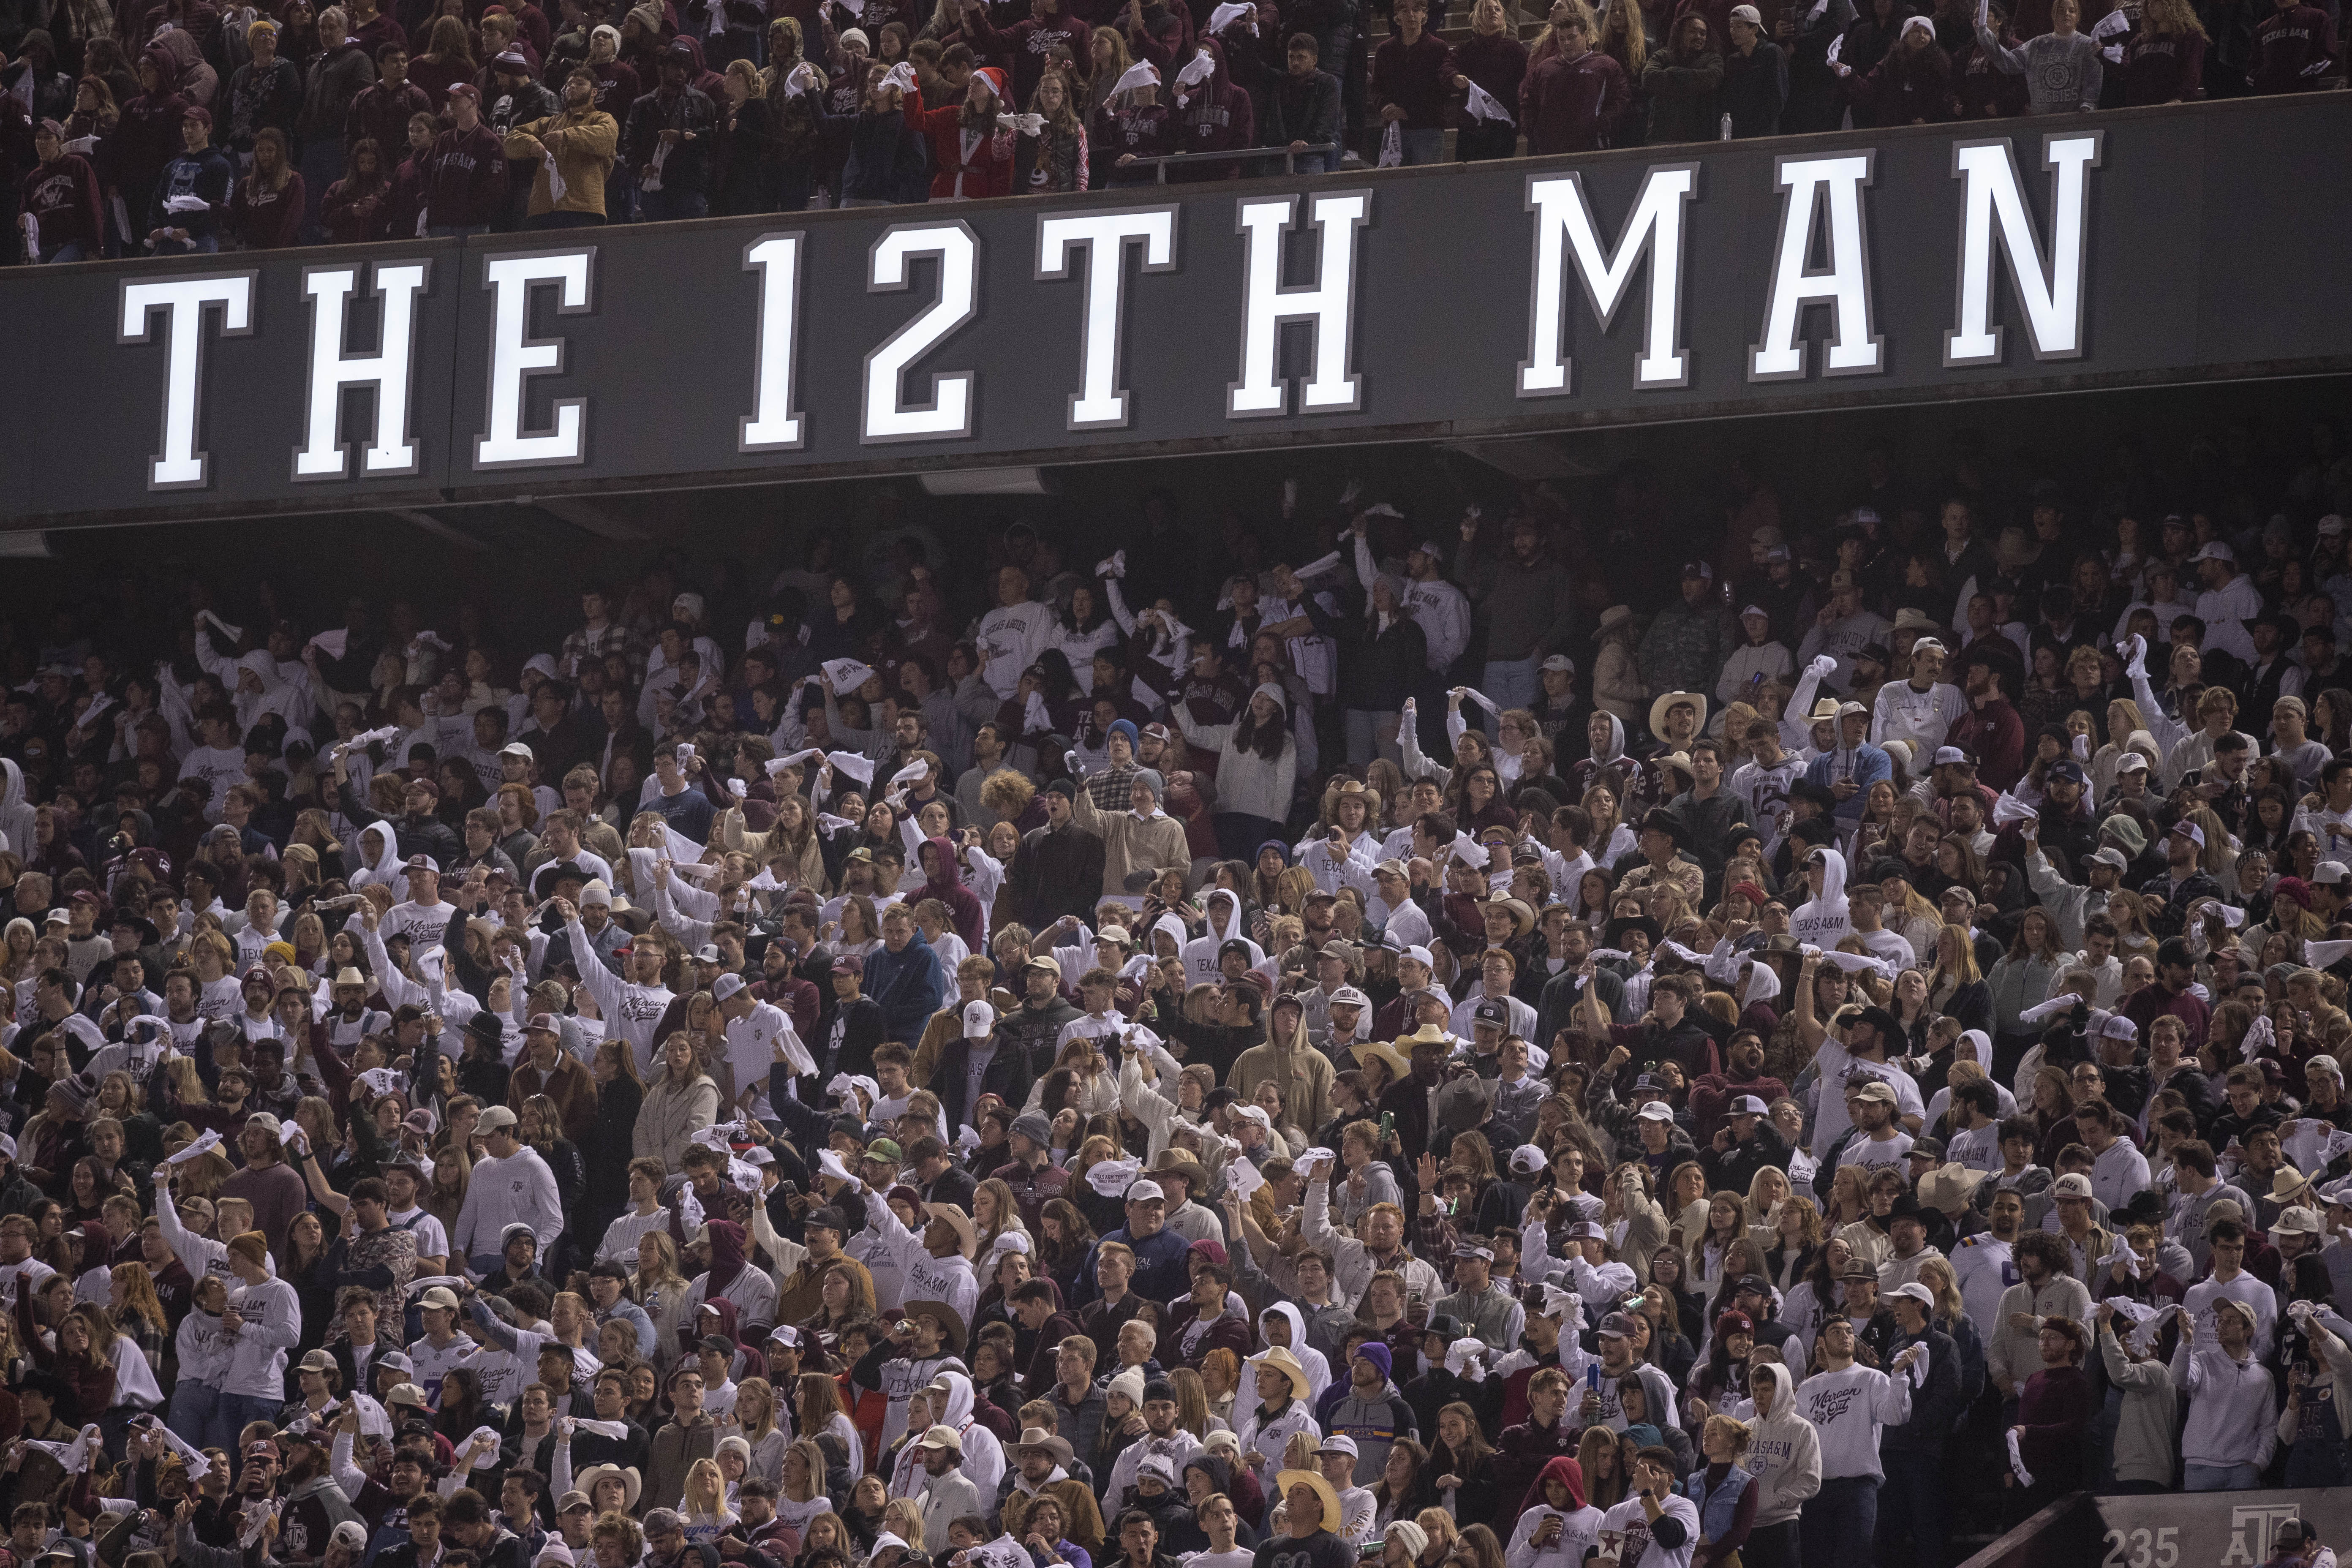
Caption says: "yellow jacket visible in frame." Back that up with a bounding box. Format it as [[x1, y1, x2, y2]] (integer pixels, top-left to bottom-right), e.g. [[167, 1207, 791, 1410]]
[[505, 107, 618, 218]]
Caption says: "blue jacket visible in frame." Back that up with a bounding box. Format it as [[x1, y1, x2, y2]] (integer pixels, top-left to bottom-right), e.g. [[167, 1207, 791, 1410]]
[[863, 934, 946, 1043], [1804, 741, 1892, 822], [1070, 1224, 1191, 1310], [1679, 1462, 1755, 1544]]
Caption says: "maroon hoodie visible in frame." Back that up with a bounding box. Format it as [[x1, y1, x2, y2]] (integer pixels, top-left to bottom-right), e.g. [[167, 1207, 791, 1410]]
[[922, 835, 985, 952], [1521, 44, 1627, 152], [21, 151, 102, 252], [111, 43, 192, 200]]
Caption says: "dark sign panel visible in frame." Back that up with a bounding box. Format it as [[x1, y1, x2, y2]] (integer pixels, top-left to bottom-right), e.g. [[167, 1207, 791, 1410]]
[[11, 95, 2352, 529]]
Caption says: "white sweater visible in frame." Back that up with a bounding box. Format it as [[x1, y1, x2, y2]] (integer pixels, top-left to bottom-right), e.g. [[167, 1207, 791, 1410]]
[[219, 1275, 303, 1399], [1797, 1363, 1911, 1482], [2172, 1343, 2277, 1470], [450, 1146, 566, 1261]]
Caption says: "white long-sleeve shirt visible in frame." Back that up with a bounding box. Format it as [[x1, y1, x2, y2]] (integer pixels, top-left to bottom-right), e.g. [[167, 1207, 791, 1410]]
[[219, 1273, 302, 1399], [449, 1146, 566, 1261], [1799, 1362, 1911, 1481], [2172, 1341, 2276, 1470], [566, 918, 675, 1076], [855, 1183, 977, 1329]]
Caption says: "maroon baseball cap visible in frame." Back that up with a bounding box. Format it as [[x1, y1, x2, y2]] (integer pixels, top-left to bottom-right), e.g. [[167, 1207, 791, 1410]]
[[447, 82, 481, 101], [181, 105, 212, 126]]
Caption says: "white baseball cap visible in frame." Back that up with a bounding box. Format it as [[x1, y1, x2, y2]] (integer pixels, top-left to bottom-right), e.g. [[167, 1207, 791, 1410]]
[[962, 1000, 995, 1038]]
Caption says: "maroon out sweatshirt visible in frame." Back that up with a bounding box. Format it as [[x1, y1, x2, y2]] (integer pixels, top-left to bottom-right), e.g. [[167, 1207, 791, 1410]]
[[423, 121, 508, 227], [20, 152, 102, 253]]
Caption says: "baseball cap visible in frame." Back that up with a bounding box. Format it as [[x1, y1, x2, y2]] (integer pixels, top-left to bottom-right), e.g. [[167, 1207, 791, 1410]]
[[1452, 1241, 1495, 1261], [1887, 1282, 1934, 1306], [831, 953, 865, 976], [2189, 540, 2235, 564], [2048, 760, 2087, 785], [712, 973, 746, 1002], [2316, 861, 2351, 886], [2052, 1173, 2094, 1199], [1729, 1095, 1768, 1116], [2172, 820, 2206, 847], [476, 1105, 519, 1131], [962, 1000, 995, 1037], [1596, 1312, 1639, 1339], [1125, 1179, 1166, 1203], [447, 82, 481, 101], [1849, 1080, 1896, 1105]]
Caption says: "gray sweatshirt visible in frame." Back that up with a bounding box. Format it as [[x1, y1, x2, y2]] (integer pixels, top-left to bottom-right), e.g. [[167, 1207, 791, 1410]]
[[1976, 25, 2103, 112], [2097, 1325, 2179, 1487]]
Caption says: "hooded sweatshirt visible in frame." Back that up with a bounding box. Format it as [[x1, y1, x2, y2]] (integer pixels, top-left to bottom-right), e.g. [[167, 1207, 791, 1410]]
[[1312, 1342, 1416, 1487], [930, 1369, 1008, 1498], [1506, 1456, 1604, 1568], [1788, 845, 1851, 949], [1740, 1362, 1821, 1526], [2091, 1323, 2174, 1486], [920, 834, 985, 951], [1227, 1006, 1335, 1136], [1182, 891, 1266, 988], [1246, 1304, 1333, 1410]]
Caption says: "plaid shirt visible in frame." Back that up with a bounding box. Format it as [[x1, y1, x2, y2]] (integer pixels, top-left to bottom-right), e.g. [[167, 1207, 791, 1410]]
[[561, 621, 643, 683]]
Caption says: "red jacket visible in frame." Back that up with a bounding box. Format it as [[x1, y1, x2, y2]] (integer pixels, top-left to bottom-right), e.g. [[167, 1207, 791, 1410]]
[[906, 98, 1015, 199], [1521, 47, 1628, 154]]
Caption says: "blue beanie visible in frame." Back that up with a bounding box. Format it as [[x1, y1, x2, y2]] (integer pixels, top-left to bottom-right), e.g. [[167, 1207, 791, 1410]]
[[1353, 1340, 1392, 1380], [1108, 719, 1141, 752]]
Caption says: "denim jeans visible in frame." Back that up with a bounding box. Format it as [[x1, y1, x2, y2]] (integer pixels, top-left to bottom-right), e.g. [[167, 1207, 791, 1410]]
[[1345, 708, 1401, 766], [1481, 656, 1541, 732], [153, 234, 219, 254], [1800, 1476, 1879, 1568], [38, 241, 86, 263], [169, 1380, 219, 1449], [1397, 127, 1444, 165], [2185, 1462, 2263, 1491], [214, 1392, 285, 1461]]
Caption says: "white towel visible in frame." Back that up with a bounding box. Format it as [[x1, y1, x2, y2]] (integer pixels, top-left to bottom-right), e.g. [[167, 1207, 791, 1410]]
[[1464, 79, 1515, 125]]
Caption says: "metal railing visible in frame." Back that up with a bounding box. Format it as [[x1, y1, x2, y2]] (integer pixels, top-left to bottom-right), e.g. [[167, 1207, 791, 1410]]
[[1132, 142, 1343, 181]]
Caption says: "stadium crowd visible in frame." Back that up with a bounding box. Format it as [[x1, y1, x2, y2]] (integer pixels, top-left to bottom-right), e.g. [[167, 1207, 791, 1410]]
[[0, 0, 2346, 259], [4, 431, 2352, 1568]]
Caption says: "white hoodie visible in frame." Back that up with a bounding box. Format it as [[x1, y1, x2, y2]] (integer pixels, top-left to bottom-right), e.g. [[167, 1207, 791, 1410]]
[[1244, 1304, 1331, 1410], [929, 1369, 1007, 1498], [1182, 893, 1265, 990], [1740, 1362, 1821, 1526], [1788, 846, 1852, 950]]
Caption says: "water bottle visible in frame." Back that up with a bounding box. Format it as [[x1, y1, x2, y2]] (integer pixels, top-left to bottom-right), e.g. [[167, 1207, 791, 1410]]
[[1720, 112, 1733, 139]]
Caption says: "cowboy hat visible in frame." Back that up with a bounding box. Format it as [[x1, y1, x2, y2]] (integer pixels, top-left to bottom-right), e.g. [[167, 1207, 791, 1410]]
[[1652, 752, 1696, 787], [1482, 897, 1536, 939], [925, 1203, 979, 1259], [1401, 1023, 1451, 1048], [1593, 605, 1634, 637], [575, 1465, 642, 1513], [1806, 697, 1842, 724], [1247, 1346, 1309, 1392], [2271, 1165, 2313, 1203], [1648, 691, 1707, 740], [1150, 1148, 1211, 1190], [1013, 1426, 1076, 1467], [902, 1300, 969, 1356], [1916, 1163, 1989, 1214], [1890, 607, 1941, 633], [1355, 1040, 1413, 1085], [1275, 1469, 1344, 1533]]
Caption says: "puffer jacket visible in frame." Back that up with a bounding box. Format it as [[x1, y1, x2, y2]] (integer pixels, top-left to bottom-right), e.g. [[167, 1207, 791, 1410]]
[[633, 1070, 720, 1169]]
